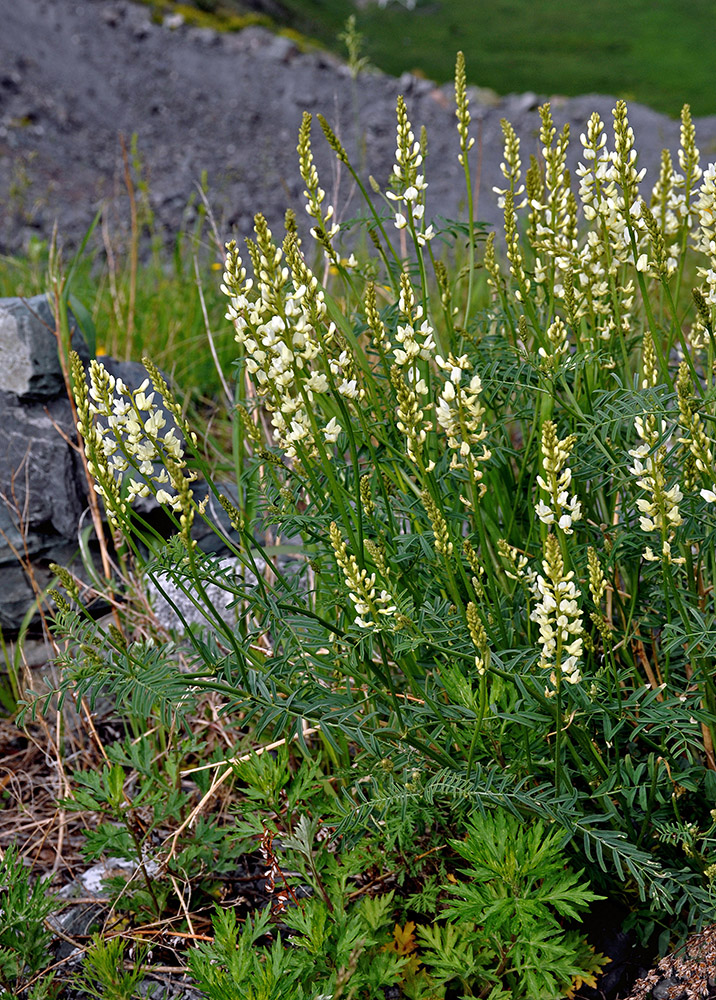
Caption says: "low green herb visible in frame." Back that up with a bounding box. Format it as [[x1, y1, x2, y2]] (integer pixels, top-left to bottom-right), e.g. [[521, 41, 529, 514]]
[[0, 846, 58, 995]]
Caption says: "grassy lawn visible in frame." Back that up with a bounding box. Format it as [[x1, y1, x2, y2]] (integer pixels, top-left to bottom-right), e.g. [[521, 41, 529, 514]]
[[217, 0, 716, 118]]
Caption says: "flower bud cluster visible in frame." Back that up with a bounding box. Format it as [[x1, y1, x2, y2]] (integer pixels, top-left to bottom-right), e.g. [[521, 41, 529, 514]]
[[649, 150, 687, 276], [538, 315, 570, 370], [466, 601, 490, 676], [483, 232, 502, 292], [676, 362, 716, 507], [530, 106, 574, 293], [587, 546, 607, 607], [666, 105, 702, 283], [612, 101, 647, 209], [493, 118, 526, 210], [329, 522, 397, 630], [504, 192, 530, 301], [637, 199, 671, 279], [497, 538, 537, 591], [576, 112, 610, 221], [391, 366, 434, 472], [530, 534, 584, 687], [297, 112, 339, 262], [535, 421, 582, 535], [364, 282, 390, 352], [454, 52, 474, 168], [359, 474, 375, 516], [676, 362, 716, 502], [420, 490, 453, 558], [525, 155, 545, 247]]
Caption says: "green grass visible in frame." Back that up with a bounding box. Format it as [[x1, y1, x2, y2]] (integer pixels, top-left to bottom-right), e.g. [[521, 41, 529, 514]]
[[0, 237, 236, 408], [182, 0, 716, 118]]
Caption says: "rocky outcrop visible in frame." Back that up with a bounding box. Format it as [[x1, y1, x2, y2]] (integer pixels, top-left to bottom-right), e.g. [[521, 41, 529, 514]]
[[0, 296, 91, 632], [3, 0, 716, 257], [0, 295, 243, 635]]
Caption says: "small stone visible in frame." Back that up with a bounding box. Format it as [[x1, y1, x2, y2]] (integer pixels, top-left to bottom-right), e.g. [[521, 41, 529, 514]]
[[504, 90, 540, 114], [262, 33, 298, 63], [651, 978, 688, 1000], [0, 72, 21, 92], [101, 5, 122, 27]]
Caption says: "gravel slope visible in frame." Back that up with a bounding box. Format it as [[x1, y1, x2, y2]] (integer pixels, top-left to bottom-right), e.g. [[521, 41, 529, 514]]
[[3, 0, 716, 257]]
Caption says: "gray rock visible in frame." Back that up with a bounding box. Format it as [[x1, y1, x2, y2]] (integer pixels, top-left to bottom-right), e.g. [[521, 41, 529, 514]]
[[260, 32, 299, 64], [503, 90, 540, 115], [146, 554, 255, 634], [0, 390, 88, 631], [0, 325, 246, 634], [651, 978, 688, 1000], [0, 294, 89, 400]]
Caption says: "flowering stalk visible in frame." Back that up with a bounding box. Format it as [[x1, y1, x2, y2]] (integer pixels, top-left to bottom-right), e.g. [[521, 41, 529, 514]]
[[317, 112, 402, 282], [531, 534, 584, 690], [387, 94, 433, 299], [628, 334, 684, 565], [455, 50, 476, 328], [297, 112, 339, 266], [531, 532, 584, 794], [73, 355, 195, 534], [674, 103, 702, 299], [465, 600, 490, 777], [434, 352, 491, 509], [329, 522, 396, 631], [531, 105, 573, 303]]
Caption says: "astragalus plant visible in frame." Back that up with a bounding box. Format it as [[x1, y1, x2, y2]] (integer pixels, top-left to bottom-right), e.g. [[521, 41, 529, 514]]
[[59, 53, 716, 927]]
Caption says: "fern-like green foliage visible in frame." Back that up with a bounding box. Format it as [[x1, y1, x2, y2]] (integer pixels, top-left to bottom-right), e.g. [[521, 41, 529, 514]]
[[190, 806, 607, 1000], [440, 810, 601, 998], [188, 900, 407, 1000]]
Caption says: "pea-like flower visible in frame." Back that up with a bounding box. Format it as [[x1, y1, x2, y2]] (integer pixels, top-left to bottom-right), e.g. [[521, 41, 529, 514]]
[[330, 523, 397, 630], [535, 421, 582, 535], [434, 353, 491, 491], [531, 534, 584, 689], [322, 417, 342, 443]]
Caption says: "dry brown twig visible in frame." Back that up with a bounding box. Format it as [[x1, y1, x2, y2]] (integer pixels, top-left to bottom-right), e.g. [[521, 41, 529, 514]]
[[163, 725, 320, 862]]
